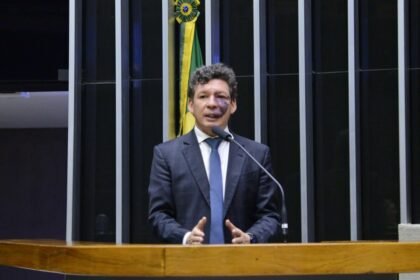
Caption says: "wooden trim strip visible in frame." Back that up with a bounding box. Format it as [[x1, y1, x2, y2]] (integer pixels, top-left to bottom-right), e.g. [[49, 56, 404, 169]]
[[1, 240, 420, 276]]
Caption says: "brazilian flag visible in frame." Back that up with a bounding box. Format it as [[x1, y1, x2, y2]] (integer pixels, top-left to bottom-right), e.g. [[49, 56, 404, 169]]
[[174, 0, 203, 135]]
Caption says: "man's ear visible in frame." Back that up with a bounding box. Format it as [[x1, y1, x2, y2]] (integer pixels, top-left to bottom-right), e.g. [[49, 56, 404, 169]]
[[230, 99, 237, 114], [187, 98, 194, 113]]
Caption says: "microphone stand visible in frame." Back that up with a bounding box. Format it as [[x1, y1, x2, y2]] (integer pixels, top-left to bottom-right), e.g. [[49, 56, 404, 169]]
[[212, 126, 288, 242]]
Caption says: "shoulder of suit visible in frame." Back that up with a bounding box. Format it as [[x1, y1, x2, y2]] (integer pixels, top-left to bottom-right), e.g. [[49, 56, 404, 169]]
[[155, 131, 196, 150]]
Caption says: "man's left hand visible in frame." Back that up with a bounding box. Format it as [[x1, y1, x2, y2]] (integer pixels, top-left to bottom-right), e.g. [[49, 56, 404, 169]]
[[225, 219, 252, 244]]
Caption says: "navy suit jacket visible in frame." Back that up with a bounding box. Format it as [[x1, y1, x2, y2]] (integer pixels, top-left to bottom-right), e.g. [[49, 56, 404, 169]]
[[148, 130, 281, 244]]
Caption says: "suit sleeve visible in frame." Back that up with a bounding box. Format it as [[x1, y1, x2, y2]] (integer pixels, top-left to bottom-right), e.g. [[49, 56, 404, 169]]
[[148, 145, 188, 243], [246, 147, 282, 242]]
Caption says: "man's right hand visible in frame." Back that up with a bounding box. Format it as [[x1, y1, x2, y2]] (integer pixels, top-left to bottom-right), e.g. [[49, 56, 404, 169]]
[[186, 217, 207, 245]]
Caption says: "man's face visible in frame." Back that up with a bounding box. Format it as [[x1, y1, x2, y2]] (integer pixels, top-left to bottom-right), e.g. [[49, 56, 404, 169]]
[[188, 79, 237, 136]]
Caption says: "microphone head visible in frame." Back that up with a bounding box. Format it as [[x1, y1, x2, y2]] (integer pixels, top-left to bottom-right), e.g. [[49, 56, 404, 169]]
[[211, 126, 232, 141]]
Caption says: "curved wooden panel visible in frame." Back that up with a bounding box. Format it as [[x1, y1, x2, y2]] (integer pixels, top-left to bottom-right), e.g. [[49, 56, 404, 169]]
[[1, 239, 420, 276]]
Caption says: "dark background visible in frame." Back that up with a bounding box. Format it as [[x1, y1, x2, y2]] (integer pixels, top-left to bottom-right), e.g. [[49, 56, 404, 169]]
[[1, 0, 420, 279]]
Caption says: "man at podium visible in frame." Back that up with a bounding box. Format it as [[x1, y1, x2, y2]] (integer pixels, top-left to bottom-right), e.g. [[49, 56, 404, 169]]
[[148, 63, 281, 244]]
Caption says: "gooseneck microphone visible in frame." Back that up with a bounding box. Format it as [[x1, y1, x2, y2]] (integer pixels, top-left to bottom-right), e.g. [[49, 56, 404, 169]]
[[212, 126, 288, 240]]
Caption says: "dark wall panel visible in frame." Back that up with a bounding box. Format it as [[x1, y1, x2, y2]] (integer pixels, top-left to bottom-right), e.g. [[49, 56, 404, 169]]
[[0, 128, 67, 280], [0, 128, 67, 239]]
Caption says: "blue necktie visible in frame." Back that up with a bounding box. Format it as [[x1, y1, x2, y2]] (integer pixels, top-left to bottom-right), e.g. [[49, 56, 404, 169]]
[[205, 138, 224, 244]]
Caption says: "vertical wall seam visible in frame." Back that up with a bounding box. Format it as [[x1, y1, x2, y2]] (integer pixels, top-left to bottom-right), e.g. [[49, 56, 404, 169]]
[[66, 0, 81, 243], [115, 0, 130, 244], [348, 0, 362, 241], [253, 0, 262, 143], [205, 0, 212, 65], [298, 0, 314, 242], [398, 0, 411, 224], [162, 0, 174, 141]]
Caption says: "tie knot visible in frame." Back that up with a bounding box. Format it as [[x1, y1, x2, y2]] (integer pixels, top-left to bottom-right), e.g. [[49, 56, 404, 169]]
[[205, 137, 222, 150]]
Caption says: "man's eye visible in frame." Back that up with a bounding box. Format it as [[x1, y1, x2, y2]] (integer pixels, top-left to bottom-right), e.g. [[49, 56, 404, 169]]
[[198, 95, 207, 99]]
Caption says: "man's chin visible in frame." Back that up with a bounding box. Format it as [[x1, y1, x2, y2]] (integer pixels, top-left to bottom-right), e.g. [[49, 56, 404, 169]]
[[205, 121, 225, 129], [199, 122, 225, 135]]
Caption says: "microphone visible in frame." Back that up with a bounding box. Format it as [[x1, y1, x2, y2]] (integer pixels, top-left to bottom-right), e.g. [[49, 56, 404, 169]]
[[212, 126, 288, 240]]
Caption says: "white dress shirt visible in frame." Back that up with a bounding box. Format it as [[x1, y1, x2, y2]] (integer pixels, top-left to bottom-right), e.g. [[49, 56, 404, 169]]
[[194, 126, 231, 199]]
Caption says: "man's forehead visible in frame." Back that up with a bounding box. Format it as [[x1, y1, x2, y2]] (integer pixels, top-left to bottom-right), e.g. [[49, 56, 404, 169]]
[[194, 79, 229, 89]]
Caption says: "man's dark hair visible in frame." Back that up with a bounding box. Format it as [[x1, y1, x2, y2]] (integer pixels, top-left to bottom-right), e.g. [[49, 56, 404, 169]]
[[188, 63, 238, 101]]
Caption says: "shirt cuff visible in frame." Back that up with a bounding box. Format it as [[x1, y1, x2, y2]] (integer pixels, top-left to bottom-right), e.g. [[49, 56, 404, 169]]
[[182, 231, 192, 245]]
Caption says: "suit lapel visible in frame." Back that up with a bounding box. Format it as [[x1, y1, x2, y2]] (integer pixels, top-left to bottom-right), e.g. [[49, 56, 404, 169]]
[[224, 136, 246, 217], [182, 131, 211, 206]]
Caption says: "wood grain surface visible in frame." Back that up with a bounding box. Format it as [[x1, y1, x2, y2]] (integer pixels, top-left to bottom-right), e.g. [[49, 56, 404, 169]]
[[1, 239, 420, 277]]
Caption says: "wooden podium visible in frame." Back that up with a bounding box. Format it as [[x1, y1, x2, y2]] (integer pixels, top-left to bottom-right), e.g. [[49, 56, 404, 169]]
[[1, 239, 420, 277]]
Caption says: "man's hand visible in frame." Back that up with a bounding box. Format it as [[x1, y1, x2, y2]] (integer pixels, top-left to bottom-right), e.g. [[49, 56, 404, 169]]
[[186, 217, 207, 245], [225, 219, 252, 244]]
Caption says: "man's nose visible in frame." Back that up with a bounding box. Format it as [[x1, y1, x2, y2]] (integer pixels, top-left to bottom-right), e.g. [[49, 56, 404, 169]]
[[206, 95, 218, 106]]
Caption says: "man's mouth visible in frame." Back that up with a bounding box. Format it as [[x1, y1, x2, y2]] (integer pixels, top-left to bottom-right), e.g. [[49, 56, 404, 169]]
[[205, 112, 223, 120], [205, 114, 220, 119]]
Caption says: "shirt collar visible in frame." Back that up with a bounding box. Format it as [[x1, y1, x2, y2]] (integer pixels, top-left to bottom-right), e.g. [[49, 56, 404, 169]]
[[194, 126, 232, 144]]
